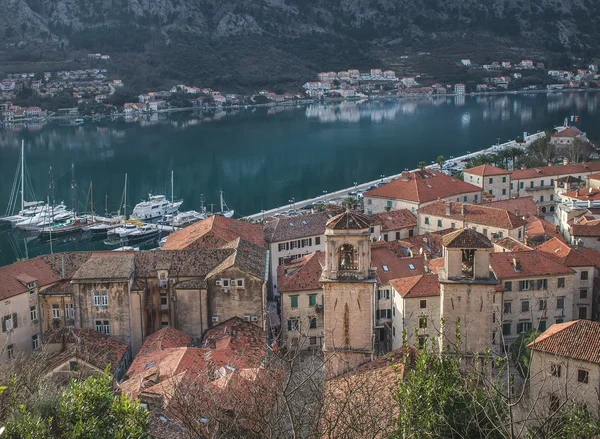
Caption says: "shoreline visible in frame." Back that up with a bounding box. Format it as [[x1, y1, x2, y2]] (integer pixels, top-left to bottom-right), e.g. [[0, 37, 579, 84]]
[[2, 87, 598, 125]]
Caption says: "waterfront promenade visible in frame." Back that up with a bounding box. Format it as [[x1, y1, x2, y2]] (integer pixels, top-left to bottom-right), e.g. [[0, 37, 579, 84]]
[[243, 129, 548, 221]]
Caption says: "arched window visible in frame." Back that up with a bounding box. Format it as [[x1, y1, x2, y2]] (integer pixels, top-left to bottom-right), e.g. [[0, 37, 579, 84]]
[[338, 244, 358, 271]]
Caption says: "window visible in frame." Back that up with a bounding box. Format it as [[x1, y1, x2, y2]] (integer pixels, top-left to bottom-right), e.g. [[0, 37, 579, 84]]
[[31, 334, 39, 350], [519, 280, 530, 291], [420, 299, 427, 309], [540, 195, 545, 203], [387, 200, 393, 208], [378, 290, 390, 300], [393, 307, 396, 316], [511, 183, 514, 190], [537, 279, 548, 290], [520, 182, 524, 189], [504, 281, 512, 292], [530, 181, 534, 188], [557, 297, 564, 309], [550, 178, 554, 186], [580, 289, 588, 299], [287, 319, 299, 331], [65, 304, 74, 319], [291, 241, 299, 249], [551, 364, 561, 377], [425, 217, 430, 225], [419, 315, 427, 329], [489, 189, 493, 195], [489, 177, 494, 184], [383, 234, 389, 242], [517, 322, 532, 334], [579, 307, 587, 319], [301, 238, 311, 247], [52, 304, 60, 319], [290, 296, 298, 309], [103, 321, 110, 335], [483, 228, 488, 236], [437, 219, 443, 228], [518, 229, 522, 239], [30, 306, 37, 322], [474, 194, 478, 201], [2, 314, 16, 332], [278, 243, 286, 251], [309, 294, 317, 307], [578, 370, 589, 384], [409, 229, 414, 237], [581, 271, 589, 280], [463, 196, 467, 202], [222, 279, 230, 287], [160, 293, 168, 306], [367, 199, 372, 205], [539, 299, 547, 311], [95, 320, 103, 333], [550, 195, 554, 201], [7, 344, 13, 360], [315, 237, 321, 245], [558, 277, 565, 288], [396, 232, 401, 240], [278, 257, 285, 266], [382, 265, 389, 272], [550, 394, 560, 412], [504, 301, 512, 314], [502, 323, 511, 336], [309, 317, 317, 329], [310, 336, 317, 346], [521, 300, 529, 313], [556, 318, 564, 324], [393, 326, 396, 337], [538, 319, 547, 331], [93, 290, 108, 307], [502, 176, 507, 183], [541, 179, 545, 187], [236, 279, 244, 288], [451, 222, 456, 229]]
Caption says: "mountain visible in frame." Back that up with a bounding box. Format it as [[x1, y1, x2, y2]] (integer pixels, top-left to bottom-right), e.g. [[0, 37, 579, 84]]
[[1, 0, 599, 91]]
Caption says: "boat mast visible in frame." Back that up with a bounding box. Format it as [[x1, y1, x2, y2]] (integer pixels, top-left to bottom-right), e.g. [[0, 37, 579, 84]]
[[200, 194, 205, 214], [105, 193, 108, 217], [89, 181, 94, 222], [220, 190, 224, 214], [71, 163, 76, 214], [48, 166, 54, 254], [124, 173, 128, 220], [171, 170, 174, 204], [20, 140, 24, 212]]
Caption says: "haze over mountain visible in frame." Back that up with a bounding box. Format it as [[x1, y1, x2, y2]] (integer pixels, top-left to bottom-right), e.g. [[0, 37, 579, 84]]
[[2, 0, 599, 90]]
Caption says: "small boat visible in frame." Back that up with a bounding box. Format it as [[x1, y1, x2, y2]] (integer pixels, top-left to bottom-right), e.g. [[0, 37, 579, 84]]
[[126, 224, 160, 244], [170, 210, 206, 227], [38, 217, 89, 239], [107, 222, 139, 240], [113, 246, 139, 251], [130, 194, 183, 221], [74, 118, 84, 125], [158, 236, 168, 247], [216, 190, 234, 218], [83, 215, 124, 236]]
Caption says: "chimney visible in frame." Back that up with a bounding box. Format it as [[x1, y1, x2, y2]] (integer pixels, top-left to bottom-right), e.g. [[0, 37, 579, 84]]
[[589, 187, 593, 194], [547, 162, 552, 167], [521, 165, 527, 170], [512, 257, 521, 271], [515, 209, 520, 217], [401, 171, 410, 181], [563, 157, 569, 166], [460, 204, 465, 216], [445, 200, 452, 216]]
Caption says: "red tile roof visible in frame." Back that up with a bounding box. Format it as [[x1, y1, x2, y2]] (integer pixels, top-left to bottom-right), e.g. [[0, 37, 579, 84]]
[[425, 257, 445, 274], [484, 197, 538, 217], [390, 274, 440, 298], [371, 242, 425, 283], [493, 236, 532, 252], [370, 209, 417, 232], [162, 216, 264, 250], [419, 200, 526, 229], [536, 238, 596, 267], [509, 162, 600, 181], [0, 256, 62, 301], [570, 216, 600, 237], [390, 229, 454, 258], [561, 187, 600, 202], [264, 209, 342, 243], [588, 172, 600, 180], [464, 164, 510, 176], [326, 210, 371, 230], [528, 320, 600, 364], [525, 216, 564, 243], [442, 228, 493, 249], [489, 250, 574, 279], [365, 170, 481, 203], [551, 126, 582, 138], [277, 252, 324, 293]]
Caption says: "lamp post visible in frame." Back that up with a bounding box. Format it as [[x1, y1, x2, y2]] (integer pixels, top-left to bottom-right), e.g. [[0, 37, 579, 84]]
[[261, 209, 265, 221], [288, 197, 295, 210], [354, 181, 358, 192], [380, 174, 385, 183]]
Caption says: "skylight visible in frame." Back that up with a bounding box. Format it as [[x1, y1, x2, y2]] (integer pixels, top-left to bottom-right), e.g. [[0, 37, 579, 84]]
[[289, 223, 294, 227], [145, 361, 156, 370], [302, 220, 308, 225], [426, 184, 432, 188], [382, 265, 389, 272], [409, 264, 415, 270]]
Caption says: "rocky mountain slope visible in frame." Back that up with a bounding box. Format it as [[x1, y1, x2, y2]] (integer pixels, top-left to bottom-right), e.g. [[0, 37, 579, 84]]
[[1, 0, 599, 89]]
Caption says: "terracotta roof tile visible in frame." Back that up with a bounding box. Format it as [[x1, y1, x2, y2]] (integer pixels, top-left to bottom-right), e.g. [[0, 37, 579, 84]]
[[163, 216, 264, 250], [551, 126, 582, 137], [208, 238, 267, 280], [371, 242, 425, 283], [390, 229, 453, 258], [489, 250, 574, 279], [277, 252, 324, 292], [525, 216, 564, 243], [390, 274, 440, 298], [134, 249, 233, 278], [426, 257, 445, 274], [419, 200, 527, 229], [464, 164, 510, 176], [528, 320, 600, 364], [442, 228, 493, 249], [0, 256, 62, 301], [570, 217, 600, 237], [536, 238, 596, 267], [365, 170, 481, 203], [264, 209, 343, 243], [370, 210, 417, 232], [326, 210, 371, 230], [484, 197, 538, 217], [494, 236, 532, 252], [562, 187, 600, 202], [72, 252, 135, 280], [510, 162, 600, 181]]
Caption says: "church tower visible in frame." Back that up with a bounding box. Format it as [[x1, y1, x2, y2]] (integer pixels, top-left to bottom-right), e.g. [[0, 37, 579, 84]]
[[321, 210, 376, 379], [438, 228, 498, 358]]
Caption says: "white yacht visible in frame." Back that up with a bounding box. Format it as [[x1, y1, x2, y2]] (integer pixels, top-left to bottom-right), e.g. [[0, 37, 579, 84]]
[[130, 195, 183, 221], [171, 210, 205, 227], [83, 215, 124, 236], [107, 222, 138, 240]]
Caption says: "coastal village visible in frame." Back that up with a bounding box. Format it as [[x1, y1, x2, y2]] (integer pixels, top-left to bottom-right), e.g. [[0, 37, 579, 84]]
[[0, 54, 599, 129], [2, 121, 600, 436]]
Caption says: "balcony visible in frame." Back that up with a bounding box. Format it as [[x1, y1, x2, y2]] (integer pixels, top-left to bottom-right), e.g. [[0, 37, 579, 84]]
[[315, 304, 324, 313], [338, 270, 360, 280], [524, 184, 553, 192]]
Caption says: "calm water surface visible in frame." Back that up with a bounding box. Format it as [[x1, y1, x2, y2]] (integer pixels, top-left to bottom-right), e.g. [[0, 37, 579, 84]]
[[0, 92, 599, 266]]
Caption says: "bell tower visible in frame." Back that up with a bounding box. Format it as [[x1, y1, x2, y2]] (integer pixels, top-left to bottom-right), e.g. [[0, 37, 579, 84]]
[[321, 210, 376, 379], [438, 228, 498, 357]]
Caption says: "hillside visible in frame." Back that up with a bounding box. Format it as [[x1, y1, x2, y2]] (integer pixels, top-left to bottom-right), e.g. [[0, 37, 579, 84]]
[[1, 0, 599, 91]]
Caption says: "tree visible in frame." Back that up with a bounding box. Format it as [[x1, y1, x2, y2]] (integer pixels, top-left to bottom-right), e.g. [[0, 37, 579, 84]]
[[417, 161, 426, 170], [507, 147, 525, 170], [561, 138, 595, 164], [527, 134, 556, 164], [509, 330, 539, 378], [436, 155, 445, 169]]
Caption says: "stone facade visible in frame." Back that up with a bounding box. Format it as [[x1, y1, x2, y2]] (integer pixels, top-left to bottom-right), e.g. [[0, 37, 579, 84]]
[[464, 172, 511, 201], [281, 288, 324, 350], [365, 191, 481, 215], [418, 214, 524, 241], [391, 292, 441, 349], [0, 290, 43, 363]]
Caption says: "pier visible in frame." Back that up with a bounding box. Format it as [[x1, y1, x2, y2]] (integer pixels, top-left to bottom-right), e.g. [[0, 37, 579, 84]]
[[243, 129, 549, 221]]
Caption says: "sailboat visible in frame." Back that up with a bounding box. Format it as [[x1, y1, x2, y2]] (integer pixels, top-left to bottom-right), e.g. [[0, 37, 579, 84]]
[[0, 141, 47, 227], [130, 171, 183, 221], [83, 180, 125, 236], [216, 190, 234, 218]]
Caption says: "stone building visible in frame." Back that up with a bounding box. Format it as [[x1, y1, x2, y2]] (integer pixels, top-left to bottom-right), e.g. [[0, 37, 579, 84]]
[[369, 209, 417, 242], [321, 211, 377, 379], [528, 320, 600, 418], [549, 125, 587, 146], [463, 164, 511, 200], [364, 169, 482, 215], [418, 200, 526, 241]]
